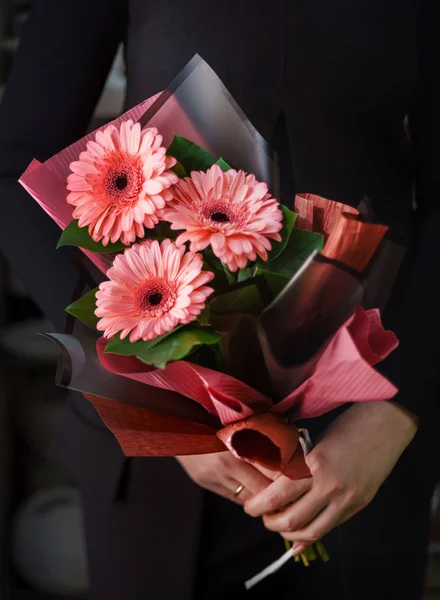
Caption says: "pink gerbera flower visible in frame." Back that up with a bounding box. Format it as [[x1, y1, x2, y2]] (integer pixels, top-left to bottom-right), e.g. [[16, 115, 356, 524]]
[[95, 239, 214, 342], [163, 164, 283, 271], [66, 120, 178, 246]]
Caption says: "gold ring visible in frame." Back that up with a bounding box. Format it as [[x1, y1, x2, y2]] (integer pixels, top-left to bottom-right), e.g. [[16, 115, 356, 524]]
[[234, 484, 245, 496]]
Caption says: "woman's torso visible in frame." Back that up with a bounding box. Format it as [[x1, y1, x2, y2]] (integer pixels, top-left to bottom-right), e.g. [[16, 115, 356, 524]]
[[116, 0, 419, 586], [124, 0, 419, 228]]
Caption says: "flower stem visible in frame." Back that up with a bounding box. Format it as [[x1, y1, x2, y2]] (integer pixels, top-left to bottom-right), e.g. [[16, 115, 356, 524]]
[[283, 538, 330, 567], [304, 546, 317, 561], [316, 540, 330, 562], [300, 552, 310, 567], [297, 542, 330, 567]]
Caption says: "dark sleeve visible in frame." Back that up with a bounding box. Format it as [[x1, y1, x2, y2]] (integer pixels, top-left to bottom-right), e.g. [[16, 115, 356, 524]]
[[0, 0, 126, 329], [379, 0, 440, 421]]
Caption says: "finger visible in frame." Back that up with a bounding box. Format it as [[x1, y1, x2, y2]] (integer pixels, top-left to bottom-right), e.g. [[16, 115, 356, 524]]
[[292, 543, 306, 557], [263, 488, 327, 533], [223, 477, 253, 504], [231, 460, 273, 496], [280, 503, 343, 543], [335, 503, 363, 527], [244, 476, 312, 517], [251, 463, 280, 481], [207, 482, 245, 504]]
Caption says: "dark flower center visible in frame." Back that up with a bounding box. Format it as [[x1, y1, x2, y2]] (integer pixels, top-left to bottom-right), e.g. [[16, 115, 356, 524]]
[[104, 155, 144, 206], [115, 173, 128, 190], [211, 211, 230, 223], [203, 201, 236, 227], [148, 292, 163, 306], [134, 277, 177, 317]]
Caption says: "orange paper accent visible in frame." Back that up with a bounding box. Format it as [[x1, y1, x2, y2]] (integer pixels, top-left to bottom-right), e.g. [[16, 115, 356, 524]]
[[284, 443, 312, 480], [294, 193, 358, 238], [216, 414, 310, 479], [294, 193, 388, 272], [322, 214, 388, 272], [294, 194, 314, 231]]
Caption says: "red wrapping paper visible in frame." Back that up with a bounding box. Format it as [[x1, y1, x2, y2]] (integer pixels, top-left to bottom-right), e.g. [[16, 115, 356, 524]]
[[84, 393, 224, 456], [90, 303, 398, 479]]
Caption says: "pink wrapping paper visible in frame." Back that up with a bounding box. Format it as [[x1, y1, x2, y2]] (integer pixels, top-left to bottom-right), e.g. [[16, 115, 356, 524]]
[[19, 91, 210, 276]]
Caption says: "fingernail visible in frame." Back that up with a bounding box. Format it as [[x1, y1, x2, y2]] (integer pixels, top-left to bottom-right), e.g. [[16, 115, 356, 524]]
[[292, 544, 305, 557]]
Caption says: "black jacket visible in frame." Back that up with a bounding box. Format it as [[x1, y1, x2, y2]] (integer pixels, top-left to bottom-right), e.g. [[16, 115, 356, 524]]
[[0, 1, 438, 598]]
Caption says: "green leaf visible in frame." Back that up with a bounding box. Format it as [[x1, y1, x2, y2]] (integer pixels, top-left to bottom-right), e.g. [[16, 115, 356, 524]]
[[58, 219, 178, 253], [202, 249, 231, 292], [64, 288, 99, 329], [196, 306, 212, 327], [265, 228, 324, 278], [137, 327, 222, 369], [209, 282, 265, 317], [216, 158, 232, 172], [57, 220, 127, 253], [237, 268, 253, 283], [148, 221, 177, 240], [223, 267, 237, 286], [254, 268, 289, 297], [265, 205, 298, 263], [185, 344, 218, 369], [170, 160, 187, 178], [167, 134, 216, 173], [105, 326, 183, 356], [202, 261, 230, 293]]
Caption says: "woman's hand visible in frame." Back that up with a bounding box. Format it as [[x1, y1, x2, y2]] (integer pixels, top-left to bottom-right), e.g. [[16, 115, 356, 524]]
[[177, 451, 272, 504], [244, 401, 418, 554]]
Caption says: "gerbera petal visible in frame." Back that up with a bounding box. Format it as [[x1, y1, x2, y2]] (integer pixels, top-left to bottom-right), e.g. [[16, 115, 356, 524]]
[[188, 291, 209, 304], [165, 156, 177, 170], [165, 164, 282, 273], [235, 254, 248, 269], [66, 121, 177, 245], [144, 179, 165, 195], [121, 210, 134, 232], [128, 122, 141, 153], [69, 160, 98, 176], [226, 237, 246, 255], [124, 248, 148, 282], [187, 272, 215, 288], [95, 240, 214, 343], [174, 295, 192, 309], [66, 179, 91, 192], [149, 194, 167, 209], [134, 220, 145, 238], [110, 219, 123, 244], [210, 232, 226, 253], [150, 240, 163, 277], [96, 126, 116, 151], [139, 129, 156, 154]]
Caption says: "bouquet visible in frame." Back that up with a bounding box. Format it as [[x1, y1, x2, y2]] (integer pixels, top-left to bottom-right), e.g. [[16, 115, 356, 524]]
[[20, 56, 399, 585]]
